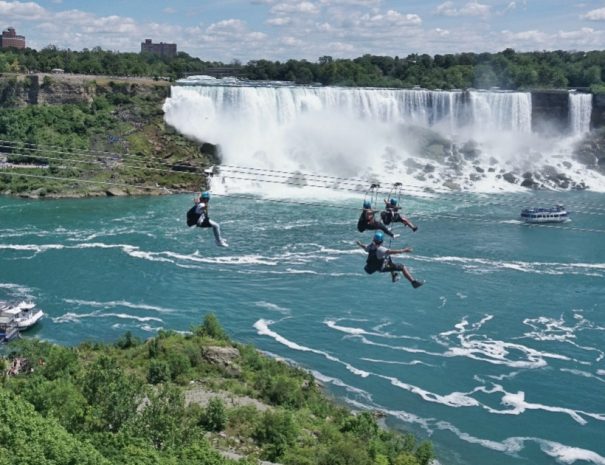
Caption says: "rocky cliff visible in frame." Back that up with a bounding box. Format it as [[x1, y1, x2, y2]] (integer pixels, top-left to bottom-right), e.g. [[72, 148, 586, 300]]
[[0, 73, 217, 198]]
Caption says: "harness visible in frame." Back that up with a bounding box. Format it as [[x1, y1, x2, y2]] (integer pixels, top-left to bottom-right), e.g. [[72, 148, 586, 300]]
[[364, 244, 385, 274], [186, 203, 211, 228]]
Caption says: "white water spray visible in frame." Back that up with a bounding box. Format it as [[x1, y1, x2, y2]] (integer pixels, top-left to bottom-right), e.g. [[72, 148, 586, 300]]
[[163, 82, 604, 194], [569, 92, 592, 136]]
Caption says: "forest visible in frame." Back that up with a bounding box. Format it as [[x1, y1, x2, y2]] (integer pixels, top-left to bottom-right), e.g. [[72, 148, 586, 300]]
[[1, 46, 605, 91]]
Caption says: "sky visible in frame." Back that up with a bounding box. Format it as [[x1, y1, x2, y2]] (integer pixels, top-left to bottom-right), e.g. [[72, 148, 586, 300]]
[[1, 0, 605, 62]]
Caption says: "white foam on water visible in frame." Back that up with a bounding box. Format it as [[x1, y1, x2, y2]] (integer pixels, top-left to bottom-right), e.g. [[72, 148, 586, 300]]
[[427, 255, 605, 277], [254, 301, 291, 315], [560, 368, 605, 384], [361, 357, 437, 368], [521, 313, 605, 362], [435, 316, 571, 368], [538, 439, 605, 465], [472, 384, 605, 425], [325, 318, 424, 340], [63, 298, 178, 314], [310, 369, 374, 402], [378, 373, 481, 408], [345, 397, 434, 434], [253, 319, 370, 378], [53, 310, 163, 324]]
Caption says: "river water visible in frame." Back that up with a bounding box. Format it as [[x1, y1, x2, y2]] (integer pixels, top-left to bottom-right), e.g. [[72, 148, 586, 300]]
[[1, 190, 604, 465]]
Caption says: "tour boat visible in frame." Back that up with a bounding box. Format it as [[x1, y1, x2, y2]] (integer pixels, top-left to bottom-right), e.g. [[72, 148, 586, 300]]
[[0, 300, 44, 331], [520, 204, 569, 224], [0, 313, 19, 342]]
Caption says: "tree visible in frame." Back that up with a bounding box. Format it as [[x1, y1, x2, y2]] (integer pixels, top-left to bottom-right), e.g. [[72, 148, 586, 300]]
[[203, 397, 227, 432], [80, 355, 142, 431], [194, 313, 229, 341]]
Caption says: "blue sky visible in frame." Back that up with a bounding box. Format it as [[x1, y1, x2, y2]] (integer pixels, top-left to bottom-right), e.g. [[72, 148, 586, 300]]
[[2, 0, 605, 62]]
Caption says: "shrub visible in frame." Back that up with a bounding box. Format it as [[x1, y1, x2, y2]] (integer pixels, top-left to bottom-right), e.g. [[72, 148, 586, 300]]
[[202, 397, 227, 432], [147, 360, 170, 384], [193, 313, 229, 341]]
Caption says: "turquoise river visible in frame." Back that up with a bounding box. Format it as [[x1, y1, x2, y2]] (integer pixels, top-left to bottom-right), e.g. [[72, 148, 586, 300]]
[[1, 190, 604, 465]]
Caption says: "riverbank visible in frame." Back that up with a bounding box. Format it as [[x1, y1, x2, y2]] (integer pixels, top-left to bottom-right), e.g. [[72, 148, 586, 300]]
[[0, 314, 434, 465], [0, 73, 216, 198]]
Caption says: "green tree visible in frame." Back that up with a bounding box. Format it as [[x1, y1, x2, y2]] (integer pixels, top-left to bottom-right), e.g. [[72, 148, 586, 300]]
[[194, 313, 230, 341], [80, 355, 142, 431], [203, 397, 227, 432]]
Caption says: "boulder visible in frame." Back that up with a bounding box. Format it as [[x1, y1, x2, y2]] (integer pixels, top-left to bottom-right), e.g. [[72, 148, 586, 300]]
[[106, 187, 127, 196], [502, 172, 517, 184], [203, 346, 241, 376]]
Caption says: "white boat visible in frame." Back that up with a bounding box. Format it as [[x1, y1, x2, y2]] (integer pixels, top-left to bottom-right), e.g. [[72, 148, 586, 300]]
[[0, 313, 19, 342], [0, 300, 44, 331], [520, 204, 569, 224]]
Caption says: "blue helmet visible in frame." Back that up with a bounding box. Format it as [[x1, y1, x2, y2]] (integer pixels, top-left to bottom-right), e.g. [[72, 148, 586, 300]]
[[201, 191, 210, 200], [373, 231, 384, 243], [389, 198, 398, 206], [363, 200, 372, 209]]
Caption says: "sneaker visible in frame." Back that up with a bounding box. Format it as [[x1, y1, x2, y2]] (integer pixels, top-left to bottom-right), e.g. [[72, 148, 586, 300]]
[[216, 240, 229, 248], [412, 226, 418, 232], [391, 273, 400, 283], [411, 280, 424, 289]]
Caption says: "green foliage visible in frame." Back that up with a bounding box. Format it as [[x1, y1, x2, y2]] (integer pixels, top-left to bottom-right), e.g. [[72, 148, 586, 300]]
[[253, 410, 299, 461], [414, 442, 434, 465], [0, 47, 212, 78], [202, 397, 227, 432], [194, 313, 230, 341], [125, 384, 191, 450], [80, 355, 143, 431], [0, 388, 110, 465], [340, 412, 379, 441], [0, 317, 435, 465], [147, 359, 170, 384], [115, 331, 142, 349]]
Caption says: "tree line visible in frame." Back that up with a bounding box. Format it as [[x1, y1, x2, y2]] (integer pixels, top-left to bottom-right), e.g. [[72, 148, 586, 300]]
[[1, 46, 604, 90]]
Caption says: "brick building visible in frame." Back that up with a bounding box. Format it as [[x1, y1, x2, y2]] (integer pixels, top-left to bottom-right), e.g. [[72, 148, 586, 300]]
[[0, 27, 26, 49], [140, 39, 177, 58]]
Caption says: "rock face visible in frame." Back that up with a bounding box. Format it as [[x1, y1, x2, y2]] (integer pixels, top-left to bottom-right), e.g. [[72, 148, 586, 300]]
[[531, 91, 570, 135], [592, 93, 605, 128], [574, 128, 605, 173], [203, 346, 241, 376]]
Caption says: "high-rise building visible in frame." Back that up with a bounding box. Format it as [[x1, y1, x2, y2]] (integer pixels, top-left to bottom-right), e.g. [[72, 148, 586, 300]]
[[140, 39, 177, 58], [0, 27, 26, 49]]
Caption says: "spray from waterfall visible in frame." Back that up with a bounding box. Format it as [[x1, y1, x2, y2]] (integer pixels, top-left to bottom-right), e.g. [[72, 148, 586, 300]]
[[163, 82, 604, 194]]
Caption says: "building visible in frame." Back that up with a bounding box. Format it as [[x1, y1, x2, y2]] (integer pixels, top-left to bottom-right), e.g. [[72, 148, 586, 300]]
[[0, 27, 26, 49], [140, 39, 177, 58]]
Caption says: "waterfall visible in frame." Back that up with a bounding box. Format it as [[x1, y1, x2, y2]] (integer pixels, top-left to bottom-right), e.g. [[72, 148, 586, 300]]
[[163, 82, 604, 193], [469, 91, 532, 133], [569, 93, 592, 135]]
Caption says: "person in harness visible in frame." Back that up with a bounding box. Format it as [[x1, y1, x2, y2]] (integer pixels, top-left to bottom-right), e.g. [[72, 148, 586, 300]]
[[356, 231, 424, 288], [187, 191, 228, 247], [381, 198, 418, 232], [357, 200, 397, 238]]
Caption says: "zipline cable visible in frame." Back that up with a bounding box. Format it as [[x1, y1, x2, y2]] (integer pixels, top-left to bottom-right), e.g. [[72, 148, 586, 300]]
[[3, 138, 605, 215], [4, 138, 605, 211], [2, 170, 605, 234], [3, 153, 605, 218]]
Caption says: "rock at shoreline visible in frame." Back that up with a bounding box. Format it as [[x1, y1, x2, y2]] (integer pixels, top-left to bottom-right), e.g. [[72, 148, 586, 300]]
[[105, 187, 127, 196]]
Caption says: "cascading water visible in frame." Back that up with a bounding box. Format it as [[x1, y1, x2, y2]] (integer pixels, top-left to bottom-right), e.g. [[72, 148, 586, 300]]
[[569, 92, 592, 136], [163, 80, 605, 194]]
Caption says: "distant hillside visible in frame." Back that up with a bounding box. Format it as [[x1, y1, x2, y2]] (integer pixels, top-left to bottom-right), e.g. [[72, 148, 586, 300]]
[[0, 73, 217, 198]]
